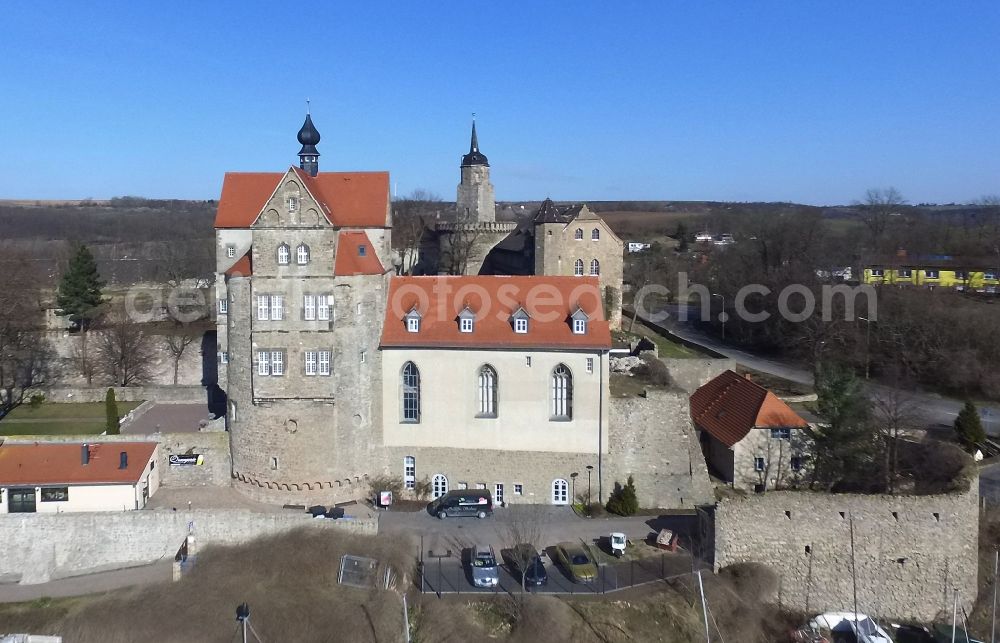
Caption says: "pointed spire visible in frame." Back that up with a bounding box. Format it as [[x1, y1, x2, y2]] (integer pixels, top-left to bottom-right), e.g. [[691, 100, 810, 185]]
[[461, 116, 489, 167]]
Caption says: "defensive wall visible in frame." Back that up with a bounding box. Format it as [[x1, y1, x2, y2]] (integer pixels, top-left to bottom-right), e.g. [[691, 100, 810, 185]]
[[714, 482, 979, 621], [0, 509, 376, 584]]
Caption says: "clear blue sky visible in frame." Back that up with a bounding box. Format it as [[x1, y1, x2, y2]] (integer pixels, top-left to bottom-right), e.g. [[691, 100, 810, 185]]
[[1, 2, 997, 205]]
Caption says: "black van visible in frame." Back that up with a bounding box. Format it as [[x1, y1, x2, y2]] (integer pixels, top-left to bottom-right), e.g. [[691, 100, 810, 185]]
[[428, 490, 493, 519]]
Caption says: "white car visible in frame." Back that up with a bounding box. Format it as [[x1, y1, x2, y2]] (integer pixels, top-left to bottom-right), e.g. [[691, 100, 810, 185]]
[[803, 612, 891, 643]]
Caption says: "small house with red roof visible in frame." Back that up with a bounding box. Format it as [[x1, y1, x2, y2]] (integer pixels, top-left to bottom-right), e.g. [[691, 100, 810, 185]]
[[691, 370, 811, 491], [0, 442, 159, 513]]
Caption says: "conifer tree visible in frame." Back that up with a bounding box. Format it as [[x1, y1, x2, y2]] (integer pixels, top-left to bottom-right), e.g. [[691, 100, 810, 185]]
[[954, 400, 985, 450], [105, 388, 119, 435], [56, 244, 104, 330]]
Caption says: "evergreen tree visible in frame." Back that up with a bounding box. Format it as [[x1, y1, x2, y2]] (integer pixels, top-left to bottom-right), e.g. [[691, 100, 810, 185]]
[[954, 400, 985, 450], [105, 388, 119, 435], [605, 476, 639, 516], [56, 244, 104, 330], [675, 222, 689, 252], [810, 365, 877, 491]]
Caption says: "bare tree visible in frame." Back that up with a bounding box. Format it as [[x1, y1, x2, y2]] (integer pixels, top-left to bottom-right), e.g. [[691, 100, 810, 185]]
[[857, 187, 906, 250], [872, 382, 916, 493], [496, 506, 548, 596], [439, 225, 484, 275], [163, 324, 198, 385], [95, 303, 157, 386], [391, 190, 441, 275], [0, 250, 56, 414]]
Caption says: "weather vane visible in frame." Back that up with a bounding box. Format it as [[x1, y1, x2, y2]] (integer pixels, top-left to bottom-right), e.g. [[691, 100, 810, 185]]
[[306, 98, 311, 115]]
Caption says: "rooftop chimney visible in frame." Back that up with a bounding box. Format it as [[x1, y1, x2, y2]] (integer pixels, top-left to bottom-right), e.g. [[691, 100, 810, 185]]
[[119, 451, 128, 470]]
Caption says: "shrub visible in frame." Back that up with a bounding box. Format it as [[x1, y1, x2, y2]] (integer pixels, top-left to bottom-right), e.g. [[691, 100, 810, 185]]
[[104, 388, 119, 435], [367, 474, 403, 502], [28, 393, 45, 409], [413, 476, 432, 500], [633, 354, 671, 387], [606, 475, 639, 516]]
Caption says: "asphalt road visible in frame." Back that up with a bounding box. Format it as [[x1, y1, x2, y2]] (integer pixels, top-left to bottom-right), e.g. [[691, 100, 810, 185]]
[[655, 304, 1000, 435]]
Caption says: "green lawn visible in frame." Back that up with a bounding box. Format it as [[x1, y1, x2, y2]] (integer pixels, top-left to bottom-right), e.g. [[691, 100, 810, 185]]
[[617, 321, 701, 359], [0, 401, 144, 436]]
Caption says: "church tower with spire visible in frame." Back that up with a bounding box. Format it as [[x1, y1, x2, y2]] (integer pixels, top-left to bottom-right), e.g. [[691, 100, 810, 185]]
[[456, 120, 495, 223], [297, 112, 321, 177]]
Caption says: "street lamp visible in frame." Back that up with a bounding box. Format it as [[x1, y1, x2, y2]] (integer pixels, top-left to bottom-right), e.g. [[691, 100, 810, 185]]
[[585, 465, 594, 505], [570, 472, 578, 505], [859, 316, 872, 380], [711, 293, 726, 342]]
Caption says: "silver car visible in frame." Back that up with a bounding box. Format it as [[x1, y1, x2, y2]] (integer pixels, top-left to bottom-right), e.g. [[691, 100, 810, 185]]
[[469, 545, 499, 588]]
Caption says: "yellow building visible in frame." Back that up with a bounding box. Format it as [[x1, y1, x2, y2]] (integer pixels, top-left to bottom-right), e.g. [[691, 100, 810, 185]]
[[863, 256, 999, 292]]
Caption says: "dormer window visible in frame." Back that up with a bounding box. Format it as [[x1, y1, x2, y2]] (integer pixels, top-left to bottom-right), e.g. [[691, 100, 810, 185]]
[[458, 307, 476, 333], [288, 196, 298, 212], [571, 308, 589, 335], [511, 308, 530, 334], [277, 243, 290, 265], [405, 308, 422, 333]]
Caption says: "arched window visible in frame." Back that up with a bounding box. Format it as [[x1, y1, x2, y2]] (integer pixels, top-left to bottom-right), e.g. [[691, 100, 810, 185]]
[[277, 243, 290, 265], [296, 243, 310, 265], [574, 228, 583, 240], [591, 228, 600, 241], [432, 474, 449, 499], [551, 364, 572, 420], [552, 479, 569, 504], [477, 365, 498, 418], [590, 259, 600, 276], [573, 259, 584, 276], [401, 362, 420, 423]]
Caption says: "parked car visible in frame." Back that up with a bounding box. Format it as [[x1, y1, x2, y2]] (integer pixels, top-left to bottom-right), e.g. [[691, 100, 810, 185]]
[[468, 544, 499, 588], [793, 612, 892, 643], [553, 541, 598, 583], [503, 543, 548, 587], [427, 490, 493, 519]]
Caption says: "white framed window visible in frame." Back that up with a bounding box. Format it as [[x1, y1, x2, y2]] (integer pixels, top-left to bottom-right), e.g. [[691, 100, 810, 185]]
[[288, 196, 298, 212], [925, 269, 940, 279], [404, 456, 416, 490], [220, 351, 229, 364], [495, 483, 504, 504], [305, 351, 317, 376], [899, 268, 912, 278], [457, 482, 468, 490], [257, 296, 269, 321], [226, 245, 236, 258], [552, 479, 569, 505], [525, 356, 532, 367], [401, 361, 420, 422], [360, 351, 366, 363], [277, 244, 290, 265], [477, 365, 498, 418], [574, 228, 583, 240], [270, 295, 283, 321], [514, 318, 528, 334], [573, 319, 587, 334], [551, 364, 572, 420], [318, 350, 331, 376], [432, 474, 448, 498], [271, 350, 284, 376], [296, 243, 310, 265], [257, 350, 269, 376], [591, 228, 600, 241], [590, 259, 600, 276], [303, 295, 316, 320], [407, 317, 420, 333], [770, 428, 791, 440], [218, 299, 228, 314], [870, 268, 884, 277], [754, 457, 766, 472], [513, 484, 523, 496], [318, 295, 332, 321], [586, 357, 594, 373], [460, 317, 473, 333], [574, 259, 584, 276]]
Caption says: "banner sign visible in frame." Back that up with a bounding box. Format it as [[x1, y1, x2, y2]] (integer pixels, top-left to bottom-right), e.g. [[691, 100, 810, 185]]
[[169, 453, 204, 466]]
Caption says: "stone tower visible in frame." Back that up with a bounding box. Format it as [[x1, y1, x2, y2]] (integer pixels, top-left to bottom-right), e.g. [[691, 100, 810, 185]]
[[214, 116, 392, 504], [456, 120, 495, 223]]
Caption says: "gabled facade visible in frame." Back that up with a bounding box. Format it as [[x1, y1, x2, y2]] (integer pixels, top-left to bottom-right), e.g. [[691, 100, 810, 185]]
[[691, 370, 811, 492], [215, 115, 392, 503]]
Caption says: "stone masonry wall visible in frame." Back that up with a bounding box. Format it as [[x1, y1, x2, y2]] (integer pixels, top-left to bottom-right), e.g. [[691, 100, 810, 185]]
[[714, 484, 979, 621], [606, 390, 714, 509], [0, 509, 376, 584], [663, 358, 735, 395], [37, 385, 206, 403]]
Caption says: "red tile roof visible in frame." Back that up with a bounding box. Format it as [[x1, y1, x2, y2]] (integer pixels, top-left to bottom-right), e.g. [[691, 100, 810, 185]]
[[0, 442, 157, 486], [380, 276, 612, 350], [224, 251, 252, 277], [214, 168, 389, 229], [334, 231, 386, 276], [690, 370, 809, 447]]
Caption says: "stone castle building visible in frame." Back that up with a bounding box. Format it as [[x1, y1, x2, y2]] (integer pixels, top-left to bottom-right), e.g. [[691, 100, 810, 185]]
[[213, 116, 700, 506]]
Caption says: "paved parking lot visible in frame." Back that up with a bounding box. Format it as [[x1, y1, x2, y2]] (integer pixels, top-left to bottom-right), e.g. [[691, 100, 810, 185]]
[[123, 402, 216, 434]]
